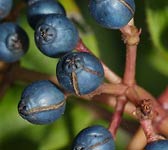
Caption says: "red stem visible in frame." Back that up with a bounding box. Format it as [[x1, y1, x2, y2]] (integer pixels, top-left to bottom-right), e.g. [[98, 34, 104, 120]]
[[140, 119, 162, 143], [108, 96, 127, 137], [123, 45, 137, 86]]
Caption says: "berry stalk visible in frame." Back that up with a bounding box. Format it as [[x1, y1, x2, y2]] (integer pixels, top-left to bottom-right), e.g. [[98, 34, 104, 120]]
[[108, 96, 127, 137]]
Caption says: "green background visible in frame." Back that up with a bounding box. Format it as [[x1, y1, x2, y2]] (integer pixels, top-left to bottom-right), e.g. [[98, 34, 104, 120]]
[[0, 0, 168, 149]]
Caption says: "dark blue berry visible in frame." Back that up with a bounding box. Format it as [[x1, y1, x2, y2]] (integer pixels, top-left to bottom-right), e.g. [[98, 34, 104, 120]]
[[89, 0, 135, 29], [56, 52, 104, 95], [145, 140, 168, 150], [18, 80, 66, 125], [35, 14, 79, 58], [0, 23, 29, 62], [27, 0, 66, 29], [0, 0, 13, 20], [72, 125, 115, 150]]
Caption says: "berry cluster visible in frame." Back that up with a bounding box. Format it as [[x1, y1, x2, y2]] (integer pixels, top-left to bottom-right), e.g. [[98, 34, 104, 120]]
[[20, 0, 108, 148], [1, 0, 168, 150], [17, 0, 104, 124]]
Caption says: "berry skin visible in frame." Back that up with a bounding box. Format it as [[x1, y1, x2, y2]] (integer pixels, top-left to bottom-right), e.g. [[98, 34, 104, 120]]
[[145, 140, 168, 150], [56, 52, 104, 95], [72, 125, 115, 150], [35, 14, 79, 58], [27, 0, 66, 29], [0, 0, 13, 20], [0, 23, 29, 63], [89, 0, 135, 29], [18, 80, 66, 125]]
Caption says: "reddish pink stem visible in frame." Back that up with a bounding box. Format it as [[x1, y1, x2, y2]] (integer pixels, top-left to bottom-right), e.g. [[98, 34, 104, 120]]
[[158, 87, 168, 110], [108, 96, 127, 137], [140, 119, 162, 143], [108, 25, 139, 137], [123, 45, 137, 86]]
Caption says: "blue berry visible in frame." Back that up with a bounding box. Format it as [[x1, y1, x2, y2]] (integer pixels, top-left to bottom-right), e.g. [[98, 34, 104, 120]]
[[145, 140, 168, 150], [27, 0, 66, 29], [56, 52, 104, 95], [18, 80, 66, 125], [0, 0, 13, 20], [0, 23, 29, 63], [35, 14, 79, 58], [72, 125, 115, 150], [89, 0, 135, 29]]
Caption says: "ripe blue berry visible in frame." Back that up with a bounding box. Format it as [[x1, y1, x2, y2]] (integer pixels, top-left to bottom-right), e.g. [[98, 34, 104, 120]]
[[0, 23, 29, 63], [18, 80, 66, 125], [72, 125, 115, 150], [0, 0, 13, 20], [56, 52, 104, 95], [89, 0, 135, 29], [145, 140, 168, 150], [35, 14, 79, 58], [27, 0, 66, 29]]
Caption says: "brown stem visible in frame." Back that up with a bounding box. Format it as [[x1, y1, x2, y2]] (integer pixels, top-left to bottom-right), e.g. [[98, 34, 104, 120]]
[[3, 2, 25, 22], [13, 65, 58, 84], [75, 39, 122, 84], [0, 63, 17, 99], [108, 96, 127, 138], [0, 61, 10, 73]]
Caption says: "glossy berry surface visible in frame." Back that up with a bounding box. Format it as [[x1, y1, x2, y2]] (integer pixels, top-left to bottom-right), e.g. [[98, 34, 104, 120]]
[[0, 0, 13, 20], [145, 140, 168, 150], [72, 125, 115, 150], [89, 0, 135, 29], [56, 52, 104, 95], [18, 80, 66, 125], [0, 23, 29, 62], [27, 0, 66, 29], [35, 14, 79, 58]]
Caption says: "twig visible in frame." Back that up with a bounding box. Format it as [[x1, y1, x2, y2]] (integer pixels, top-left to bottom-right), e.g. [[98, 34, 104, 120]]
[[3, 2, 25, 22], [13, 65, 58, 84], [0, 63, 17, 99], [108, 96, 127, 138]]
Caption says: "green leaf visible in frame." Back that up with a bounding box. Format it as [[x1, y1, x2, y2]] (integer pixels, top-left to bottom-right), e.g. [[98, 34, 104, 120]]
[[146, 0, 168, 75]]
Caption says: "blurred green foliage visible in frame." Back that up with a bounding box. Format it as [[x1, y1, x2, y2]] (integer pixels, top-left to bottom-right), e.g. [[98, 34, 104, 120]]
[[0, 0, 168, 149]]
